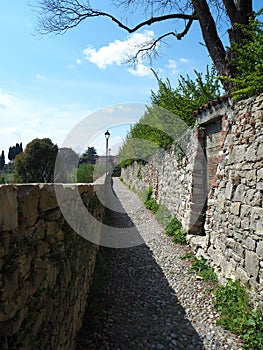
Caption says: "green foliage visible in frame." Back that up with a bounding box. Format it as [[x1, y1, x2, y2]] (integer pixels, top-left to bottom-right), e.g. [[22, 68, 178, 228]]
[[55, 147, 79, 182], [8, 142, 23, 161], [118, 66, 221, 167], [179, 252, 195, 260], [165, 216, 187, 244], [76, 163, 94, 183], [139, 185, 153, 203], [222, 9, 263, 100], [190, 256, 218, 282], [144, 198, 159, 214], [151, 66, 222, 127], [0, 150, 5, 170], [155, 204, 172, 228], [137, 163, 142, 180], [213, 279, 263, 349], [79, 146, 98, 165], [14, 138, 58, 183]]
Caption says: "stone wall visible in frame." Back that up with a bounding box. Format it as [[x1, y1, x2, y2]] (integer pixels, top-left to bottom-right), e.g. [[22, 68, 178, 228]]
[[197, 94, 263, 304], [121, 130, 206, 234], [121, 93, 263, 303], [0, 183, 104, 349]]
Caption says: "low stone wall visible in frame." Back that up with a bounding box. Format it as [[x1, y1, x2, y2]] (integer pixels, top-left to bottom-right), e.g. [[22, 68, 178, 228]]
[[121, 93, 263, 303], [0, 183, 104, 349]]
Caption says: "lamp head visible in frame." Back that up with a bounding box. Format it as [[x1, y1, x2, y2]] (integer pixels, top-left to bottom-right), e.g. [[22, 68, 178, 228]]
[[104, 130, 110, 140]]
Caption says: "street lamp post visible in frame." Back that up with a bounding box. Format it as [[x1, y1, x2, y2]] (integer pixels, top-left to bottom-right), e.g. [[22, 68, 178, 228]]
[[104, 130, 110, 179]]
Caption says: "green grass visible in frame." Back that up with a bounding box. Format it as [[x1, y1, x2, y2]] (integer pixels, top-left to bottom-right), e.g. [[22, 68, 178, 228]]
[[213, 279, 263, 349]]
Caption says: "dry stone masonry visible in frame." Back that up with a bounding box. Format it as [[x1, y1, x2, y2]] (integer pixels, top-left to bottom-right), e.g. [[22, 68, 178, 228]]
[[122, 93, 263, 305], [0, 183, 104, 349]]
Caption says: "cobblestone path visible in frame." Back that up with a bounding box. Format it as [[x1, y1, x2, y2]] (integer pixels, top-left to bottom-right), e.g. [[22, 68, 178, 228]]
[[77, 178, 243, 350]]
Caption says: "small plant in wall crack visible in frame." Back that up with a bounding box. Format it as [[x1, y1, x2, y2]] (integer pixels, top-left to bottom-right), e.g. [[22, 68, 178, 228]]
[[165, 216, 187, 245], [190, 256, 218, 283]]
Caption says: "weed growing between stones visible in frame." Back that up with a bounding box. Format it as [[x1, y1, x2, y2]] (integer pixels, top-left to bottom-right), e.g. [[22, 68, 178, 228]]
[[155, 204, 172, 229], [189, 256, 218, 283], [144, 198, 159, 214], [179, 252, 195, 260], [213, 279, 263, 350], [165, 216, 187, 245]]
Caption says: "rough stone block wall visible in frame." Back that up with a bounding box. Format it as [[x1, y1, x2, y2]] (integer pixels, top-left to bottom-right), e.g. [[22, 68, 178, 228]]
[[200, 94, 263, 303], [121, 93, 263, 304], [121, 131, 201, 232], [0, 183, 104, 349], [121, 130, 207, 234]]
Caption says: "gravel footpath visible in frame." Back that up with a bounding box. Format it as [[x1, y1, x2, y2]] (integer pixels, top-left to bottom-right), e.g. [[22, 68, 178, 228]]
[[77, 178, 243, 350]]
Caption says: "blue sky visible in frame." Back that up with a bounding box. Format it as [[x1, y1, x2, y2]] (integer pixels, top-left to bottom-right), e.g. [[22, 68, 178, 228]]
[[1, 1, 258, 157]]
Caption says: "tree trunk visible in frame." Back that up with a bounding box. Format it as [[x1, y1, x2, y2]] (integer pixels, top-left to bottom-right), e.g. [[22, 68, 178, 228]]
[[191, 0, 232, 90], [224, 0, 252, 45]]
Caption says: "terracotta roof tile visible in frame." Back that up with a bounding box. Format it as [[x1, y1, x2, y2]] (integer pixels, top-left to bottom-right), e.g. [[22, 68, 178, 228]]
[[193, 95, 230, 117]]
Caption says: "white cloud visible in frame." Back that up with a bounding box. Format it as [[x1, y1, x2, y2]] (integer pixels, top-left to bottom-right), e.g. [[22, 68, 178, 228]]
[[76, 59, 82, 64], [0, 92, 92, 157], [67, 64, 75, 69], [128, 63, 152, 77], [167, 59, 179, 75], [179, 58, 189, 63], [83, 30, 155, 76], [0, 90, 12, 108], [36, 73, 44, 80]]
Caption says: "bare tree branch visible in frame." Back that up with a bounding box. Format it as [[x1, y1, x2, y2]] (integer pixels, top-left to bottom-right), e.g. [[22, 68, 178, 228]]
[[34, 0, 256, 91], [35, 0, 198, 34]]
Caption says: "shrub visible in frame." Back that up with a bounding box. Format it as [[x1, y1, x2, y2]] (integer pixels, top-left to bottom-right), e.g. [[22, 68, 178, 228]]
[[77, 163, 94, 183], [145, 198, 159, 214]]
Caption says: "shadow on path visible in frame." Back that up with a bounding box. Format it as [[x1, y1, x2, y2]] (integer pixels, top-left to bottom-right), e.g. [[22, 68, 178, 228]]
[[77, 180, 204, 350]]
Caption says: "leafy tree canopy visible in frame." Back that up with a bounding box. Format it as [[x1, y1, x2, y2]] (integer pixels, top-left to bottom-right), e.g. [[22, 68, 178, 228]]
[[0, 151, 5, 170], [119, 66, 221, 167], [221, 9, 263, 100], [54, 147, 79, 182], [76, 163, 95, 183], [79, 147, 98, 165], [8, 143, 23, 161], [151, 66, 222, 126], [14, 138, 58, 183]]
